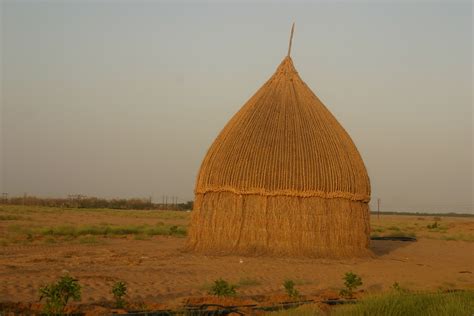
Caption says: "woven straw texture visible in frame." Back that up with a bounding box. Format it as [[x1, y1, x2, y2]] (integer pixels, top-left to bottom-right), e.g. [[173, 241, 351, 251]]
[[187, 56, 371, 258]]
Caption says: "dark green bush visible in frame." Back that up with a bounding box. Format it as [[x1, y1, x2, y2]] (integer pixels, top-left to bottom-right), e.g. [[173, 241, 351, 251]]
[[283, 280, 300, 299], [208, 279, 237, 297], [112, 281, 127, 308], [39, 275, 81, 315], [340, 272, 362, 298]]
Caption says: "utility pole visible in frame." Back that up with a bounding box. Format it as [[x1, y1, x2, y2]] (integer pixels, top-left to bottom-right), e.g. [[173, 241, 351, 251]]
[[377, 198, 381, 220], [1, 193, 8, 203]]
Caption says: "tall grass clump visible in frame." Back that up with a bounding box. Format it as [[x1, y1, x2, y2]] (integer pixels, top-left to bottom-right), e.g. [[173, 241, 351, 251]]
[[332, 291, 474, 316]]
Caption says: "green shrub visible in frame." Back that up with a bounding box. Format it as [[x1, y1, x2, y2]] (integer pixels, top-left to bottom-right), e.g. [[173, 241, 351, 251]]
[[283, 280, 300, 299], [340, 272, 362, 298], [112, 281, 127, 308], [39, 275, 81, 315], [427, 222, 439, 229], [208, 279, 236, 297]]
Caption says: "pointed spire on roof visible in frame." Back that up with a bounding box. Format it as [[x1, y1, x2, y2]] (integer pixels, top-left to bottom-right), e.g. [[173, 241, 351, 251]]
[[287, 22, 295, 57]]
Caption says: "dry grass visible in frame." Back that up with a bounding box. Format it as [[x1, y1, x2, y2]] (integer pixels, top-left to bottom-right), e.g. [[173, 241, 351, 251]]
[[0, 205, 473, 304], [0, 205, 188, 246], [268, 291, 474, 316], [332, 291, 474, 316], [0, 214, 25, 221], [1, 206, 472, 247], [370, 215, 474, 242], [188, 193, 371, 258]]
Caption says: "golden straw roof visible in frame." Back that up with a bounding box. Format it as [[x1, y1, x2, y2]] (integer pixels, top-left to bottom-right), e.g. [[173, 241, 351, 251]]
[[188, 25, 371, 258], [195, 29, 370, 203]]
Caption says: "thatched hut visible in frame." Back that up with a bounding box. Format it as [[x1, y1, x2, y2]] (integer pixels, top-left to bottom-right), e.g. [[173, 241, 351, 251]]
[[187, 25, 371, 258]]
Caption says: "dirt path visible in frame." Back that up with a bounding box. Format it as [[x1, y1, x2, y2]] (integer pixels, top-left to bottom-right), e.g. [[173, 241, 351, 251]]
[[1, 236, 473, 303]]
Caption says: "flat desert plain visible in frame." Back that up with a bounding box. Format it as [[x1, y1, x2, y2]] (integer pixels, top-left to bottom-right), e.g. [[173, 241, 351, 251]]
[[0, 205, 473, 305]]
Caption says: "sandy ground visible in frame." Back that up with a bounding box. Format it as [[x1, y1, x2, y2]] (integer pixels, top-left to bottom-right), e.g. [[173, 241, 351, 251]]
[[0, 207, 473, 304], [1, 235, 473, 304]]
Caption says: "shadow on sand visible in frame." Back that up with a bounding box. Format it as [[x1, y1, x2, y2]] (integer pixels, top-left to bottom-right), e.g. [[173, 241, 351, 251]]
[[370, 239, 414, 256]]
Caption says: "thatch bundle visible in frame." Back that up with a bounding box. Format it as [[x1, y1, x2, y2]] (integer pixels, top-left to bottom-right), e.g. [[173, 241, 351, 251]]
[[187, 25, 371, 258]]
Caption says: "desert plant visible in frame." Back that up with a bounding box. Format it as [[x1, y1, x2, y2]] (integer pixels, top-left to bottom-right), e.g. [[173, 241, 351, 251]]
[[392, 282, 402, 291], [169, 225, 178, 235], [112, 281, 127, 308], [427, 222, 439, 229], [340, 272, 362, 298], [391, 282, 409, 293], [283, 280, 300, 299], [39, 275, 81, 315], [208, 278, 236, 297]]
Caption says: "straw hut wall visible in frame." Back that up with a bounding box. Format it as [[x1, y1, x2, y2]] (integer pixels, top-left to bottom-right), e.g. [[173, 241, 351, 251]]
[[187, 26, 371, 258]]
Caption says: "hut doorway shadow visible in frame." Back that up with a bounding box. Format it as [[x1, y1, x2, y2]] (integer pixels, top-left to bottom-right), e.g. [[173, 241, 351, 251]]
[[370, 240, 413, 256]]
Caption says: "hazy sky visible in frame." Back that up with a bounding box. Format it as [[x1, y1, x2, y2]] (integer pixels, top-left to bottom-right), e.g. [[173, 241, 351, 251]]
[[1, 1, 472, 213]]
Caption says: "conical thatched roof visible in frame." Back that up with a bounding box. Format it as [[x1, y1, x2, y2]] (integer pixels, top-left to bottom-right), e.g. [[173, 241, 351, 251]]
[[195, 56, 370, 202], [187, 25, 371, 258]]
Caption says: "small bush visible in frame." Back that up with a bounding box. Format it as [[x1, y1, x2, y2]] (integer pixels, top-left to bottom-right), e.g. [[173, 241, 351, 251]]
[[39, 275, 81, 315], [340, 272, 362, 299], [283, 280, 300, 299], [391, 282, 409, 293], [208, 279, 236, 297], [169, 225, 178, 235], [112, 281, 127, 308], [427, 222, 439, 229]]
